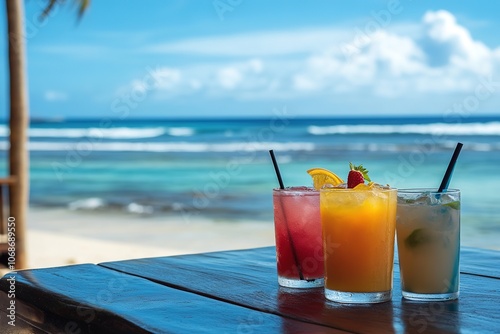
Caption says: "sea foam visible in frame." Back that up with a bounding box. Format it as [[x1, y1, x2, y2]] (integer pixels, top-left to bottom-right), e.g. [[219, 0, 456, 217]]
[[68, 198, 105, 210], [307, 122, 500, 136], [28, 127, 167, 139], [26, 141, 315, 152]]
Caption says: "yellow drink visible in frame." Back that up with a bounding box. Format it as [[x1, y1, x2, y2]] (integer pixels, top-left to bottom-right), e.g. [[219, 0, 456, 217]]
[[320, 186, 397, 303]]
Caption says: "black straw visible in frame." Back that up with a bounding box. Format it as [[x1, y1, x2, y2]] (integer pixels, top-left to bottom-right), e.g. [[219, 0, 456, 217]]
[[269, 149, 285, 189], [438, 142, 463, 192], [269, 149, 305, 281]]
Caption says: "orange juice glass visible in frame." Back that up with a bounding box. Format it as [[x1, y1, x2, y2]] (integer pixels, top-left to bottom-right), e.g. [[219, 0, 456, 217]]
[[320, 186, 397, 303]]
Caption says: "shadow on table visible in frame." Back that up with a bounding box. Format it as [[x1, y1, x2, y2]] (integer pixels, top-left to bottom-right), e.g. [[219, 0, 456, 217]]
[[277, 287, 396, 334], [399, 299, 460, 333]]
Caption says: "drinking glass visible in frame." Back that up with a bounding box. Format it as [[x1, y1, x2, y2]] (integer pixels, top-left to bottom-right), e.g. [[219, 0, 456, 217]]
[[273, 187, 323, 288], [396, 188, 460, 301], [320, 186, 397, 303]]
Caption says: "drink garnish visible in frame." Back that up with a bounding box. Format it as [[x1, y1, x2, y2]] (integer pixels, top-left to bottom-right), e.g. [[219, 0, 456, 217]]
[[443, 201, 460, 210], [352, 182, 375, 190], [405, 228, 433, 248], [405, 228, 451, 248], [347, 162, 371, 188], [307, 167, 344, 190]]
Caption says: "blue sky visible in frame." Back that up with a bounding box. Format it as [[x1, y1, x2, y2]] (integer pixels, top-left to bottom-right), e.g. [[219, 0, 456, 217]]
[[1, 0, 500, 119]]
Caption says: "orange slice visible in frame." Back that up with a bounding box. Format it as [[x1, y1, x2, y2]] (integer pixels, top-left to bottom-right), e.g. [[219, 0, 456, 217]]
[[352, 182, 375, 190], [307, 167, 344, 190]]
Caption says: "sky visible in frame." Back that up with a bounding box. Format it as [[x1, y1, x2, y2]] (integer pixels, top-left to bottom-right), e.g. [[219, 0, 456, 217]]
[[1, 0, 500, 119]]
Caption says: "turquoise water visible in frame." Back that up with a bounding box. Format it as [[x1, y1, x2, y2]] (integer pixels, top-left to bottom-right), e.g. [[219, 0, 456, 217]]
[[0, 115, 499, 247]]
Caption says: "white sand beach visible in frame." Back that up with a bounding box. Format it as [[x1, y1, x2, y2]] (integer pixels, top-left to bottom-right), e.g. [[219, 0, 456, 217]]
[[4, 206, 497, 272], [24, 208, 276, 269]]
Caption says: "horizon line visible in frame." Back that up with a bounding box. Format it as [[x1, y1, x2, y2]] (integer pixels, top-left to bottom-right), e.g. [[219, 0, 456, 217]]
[[0, 113, 500, 123]]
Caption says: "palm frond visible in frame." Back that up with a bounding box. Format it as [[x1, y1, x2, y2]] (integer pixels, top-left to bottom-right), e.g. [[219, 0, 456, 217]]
[[76, 0, 90, 21], [39, 0, 90, 21]]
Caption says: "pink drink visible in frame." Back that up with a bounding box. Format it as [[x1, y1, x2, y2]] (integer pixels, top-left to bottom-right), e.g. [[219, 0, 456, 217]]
[[273, 187, 323, 288]]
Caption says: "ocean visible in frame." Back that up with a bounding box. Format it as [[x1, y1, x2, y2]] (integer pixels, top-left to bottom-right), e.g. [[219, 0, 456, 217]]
[[1, 115, 499, 248]]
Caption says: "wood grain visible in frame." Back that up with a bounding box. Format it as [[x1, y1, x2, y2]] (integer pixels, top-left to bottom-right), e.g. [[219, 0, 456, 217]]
[[1, 246, 499, 333], [0, 263, 342, 333], [100, 246, 500, 333]]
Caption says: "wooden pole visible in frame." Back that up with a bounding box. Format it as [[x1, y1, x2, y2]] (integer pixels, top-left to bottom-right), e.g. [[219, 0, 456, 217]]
[[6, 0, 29, 269]]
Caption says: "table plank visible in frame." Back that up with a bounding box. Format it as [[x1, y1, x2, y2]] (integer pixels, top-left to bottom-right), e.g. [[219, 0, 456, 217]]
[[100, 247, 500, 334], [0, 263, 345, 333], [459, 247, 500, 278]]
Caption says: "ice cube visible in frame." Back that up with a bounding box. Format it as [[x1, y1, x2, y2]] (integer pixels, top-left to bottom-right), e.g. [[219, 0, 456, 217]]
[[436, 193, 456, 204], [398, 192, 435, 205], [371, 183, 391, 190], [428, 194, 440, 205], [322, 182, 347, 189]]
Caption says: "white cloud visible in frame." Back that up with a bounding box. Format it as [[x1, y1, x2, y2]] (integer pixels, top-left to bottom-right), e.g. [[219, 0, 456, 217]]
[[293, 31, 427, 96], [215, 59, 264, 90], [126, 11, 500, 102], [120, 59, 269, 99], [35, 44, 109, 59], [217, 67, 242, 89], [44, 90, 68, 101], [293, 10, 500, 97], [123, 67, 183, 98], [421, 10, 492, 74], [150, 68, 182, 91], [143, 28, 350, 56]]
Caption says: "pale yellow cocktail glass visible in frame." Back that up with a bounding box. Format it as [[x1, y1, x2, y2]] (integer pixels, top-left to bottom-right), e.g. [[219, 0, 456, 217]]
[[396, 188, 460, 301]]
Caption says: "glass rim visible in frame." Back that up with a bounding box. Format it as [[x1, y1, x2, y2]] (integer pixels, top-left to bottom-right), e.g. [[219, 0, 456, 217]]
[[397, 188, 460, 194], [272, 186, 318, 194], [319, 187, 396, 193]]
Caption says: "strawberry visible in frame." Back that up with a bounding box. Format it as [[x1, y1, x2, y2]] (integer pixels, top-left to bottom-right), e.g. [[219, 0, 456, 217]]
[[347, 162, 371, 188]]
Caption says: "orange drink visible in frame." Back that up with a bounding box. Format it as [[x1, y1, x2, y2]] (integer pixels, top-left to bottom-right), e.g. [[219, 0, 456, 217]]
[[320, 185, 397, 303]]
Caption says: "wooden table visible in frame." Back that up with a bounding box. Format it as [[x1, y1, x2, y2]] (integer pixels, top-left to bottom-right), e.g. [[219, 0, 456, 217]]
[[1, 246, 499, 333]]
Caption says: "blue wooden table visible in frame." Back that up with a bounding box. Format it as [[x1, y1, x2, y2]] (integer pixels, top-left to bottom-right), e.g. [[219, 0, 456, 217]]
[[1, 246, 499, 333]]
